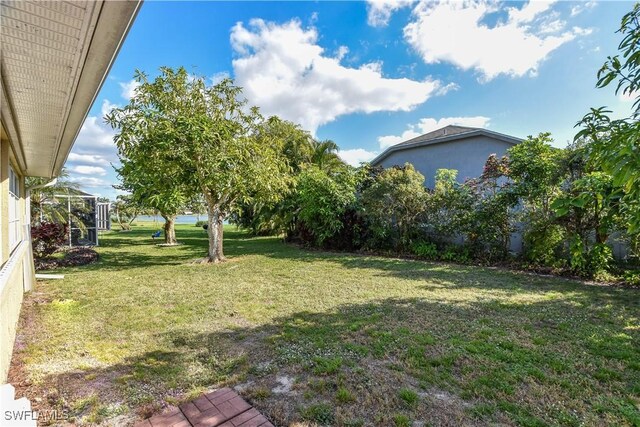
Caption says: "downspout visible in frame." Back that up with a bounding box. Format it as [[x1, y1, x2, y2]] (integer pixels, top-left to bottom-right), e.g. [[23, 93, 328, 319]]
[[23, 179, 57, 291]]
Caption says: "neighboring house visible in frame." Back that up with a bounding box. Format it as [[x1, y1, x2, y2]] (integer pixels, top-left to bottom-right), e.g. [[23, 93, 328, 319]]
[[0, 0, 141, 382], [370, 125, 523, 188]]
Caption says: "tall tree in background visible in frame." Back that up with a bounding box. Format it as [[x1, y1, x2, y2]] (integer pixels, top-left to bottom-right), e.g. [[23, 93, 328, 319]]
[[310, 139, 345, 173], [232, 117, 312, 235], [576, 3, 640, 239]]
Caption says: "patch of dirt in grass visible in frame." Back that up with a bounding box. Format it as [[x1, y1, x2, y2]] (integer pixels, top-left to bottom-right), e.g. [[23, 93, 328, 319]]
[[271, 375, 295, 394], [236, 351, 479, 427]]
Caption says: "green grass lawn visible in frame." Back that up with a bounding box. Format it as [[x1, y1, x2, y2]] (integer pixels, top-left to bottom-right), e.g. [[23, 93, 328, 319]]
[[11, 223, 640, 426]]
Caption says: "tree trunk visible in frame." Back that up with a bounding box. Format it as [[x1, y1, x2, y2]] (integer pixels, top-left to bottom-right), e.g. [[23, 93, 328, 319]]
[[206, 202, 226, 262], [162, 215, 177, 245]]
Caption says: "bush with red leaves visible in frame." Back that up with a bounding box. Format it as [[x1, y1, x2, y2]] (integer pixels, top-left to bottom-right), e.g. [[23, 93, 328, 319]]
[[31, 222, 67, 259]]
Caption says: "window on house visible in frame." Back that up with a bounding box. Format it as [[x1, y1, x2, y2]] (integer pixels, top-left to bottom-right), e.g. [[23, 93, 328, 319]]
[[8, 166, 22, 251]]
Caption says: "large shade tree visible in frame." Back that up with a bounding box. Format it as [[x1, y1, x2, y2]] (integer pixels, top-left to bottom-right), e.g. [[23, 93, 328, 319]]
[[109, 67, 290, 262]]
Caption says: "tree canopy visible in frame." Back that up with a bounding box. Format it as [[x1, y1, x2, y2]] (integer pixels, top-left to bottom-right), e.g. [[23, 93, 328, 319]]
[[576, 3, 640, 234], [108, 67, 292, 261]]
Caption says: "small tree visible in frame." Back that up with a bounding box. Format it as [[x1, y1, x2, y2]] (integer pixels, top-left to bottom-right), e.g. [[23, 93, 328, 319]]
[[31, 222, 67, 259], [189, 77, 291, 262], [106, 70, 192, 244], [231, 117, 313, 236], [551, 142, 621, 277], [464, 155, 518, 259], [508, 133, 566, 264], [359, 163, 428, 250]]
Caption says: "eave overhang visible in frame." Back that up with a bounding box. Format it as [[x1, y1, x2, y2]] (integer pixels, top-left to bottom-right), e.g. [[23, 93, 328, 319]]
[[1, 0, 141, 178]]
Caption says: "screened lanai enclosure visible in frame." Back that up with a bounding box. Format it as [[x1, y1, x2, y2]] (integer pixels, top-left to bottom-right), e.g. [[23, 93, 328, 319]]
[[48, 192, 111, 246]]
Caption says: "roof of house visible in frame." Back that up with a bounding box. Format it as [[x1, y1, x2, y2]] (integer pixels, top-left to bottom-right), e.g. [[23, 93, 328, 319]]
[[370, 125, 523, 166], [0, 0, 141, 178]]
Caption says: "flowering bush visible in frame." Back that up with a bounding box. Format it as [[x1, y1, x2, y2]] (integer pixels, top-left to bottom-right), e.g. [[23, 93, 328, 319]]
[[32, 222, 67, 258]]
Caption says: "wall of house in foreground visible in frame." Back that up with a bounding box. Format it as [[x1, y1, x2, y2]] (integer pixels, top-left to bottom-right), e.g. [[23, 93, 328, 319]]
[[0, 138, 34, 383], [377, 135, 515, 188]]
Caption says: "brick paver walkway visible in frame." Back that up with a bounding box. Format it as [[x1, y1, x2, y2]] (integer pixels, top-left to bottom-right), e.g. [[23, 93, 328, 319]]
[[134, 388, 273, 427]]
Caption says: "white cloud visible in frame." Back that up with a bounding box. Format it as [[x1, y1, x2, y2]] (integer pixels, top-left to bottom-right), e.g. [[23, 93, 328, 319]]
[[231, 19, 440, 135], [119, 80, 140, 100], [68, 176, 111, 189], [66, 99, 119, 193], [73, 116, 117, 154], [339, 148, 378, 166], [69, 165, 108, 176], [619, 90, 639, 102], [101, 99, 119, 117], [67, 153, 111, 167], [378, 116, 491, 149], [507, 0, 554, 24], [404, 0, 588, 81], [571, 0, 596, 17], [336, 45, 349, 61], [367, 0, 414, 27], [210, 71, 230, 85]]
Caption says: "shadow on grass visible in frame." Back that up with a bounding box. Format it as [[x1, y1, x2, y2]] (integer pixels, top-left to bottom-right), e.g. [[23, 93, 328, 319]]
[[93, 226, 638, 309], [89, 226, 293, 271], [21, 294, 640, 426]]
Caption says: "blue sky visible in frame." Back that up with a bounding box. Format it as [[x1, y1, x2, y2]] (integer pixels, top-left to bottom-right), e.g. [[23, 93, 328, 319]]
[[66, 0, 636, 200]]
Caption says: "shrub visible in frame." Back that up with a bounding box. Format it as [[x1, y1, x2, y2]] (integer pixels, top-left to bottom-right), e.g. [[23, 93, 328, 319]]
[[425, 169, 474, 244], [437, 245, 471, 263], [441, 245, 459, 262], [412, 242, 438, 259], [359, 164, 428, 250], [569, 239, 614, 278], [588, 243, 613, 278], [523, 219, 566, 267], [296, 167, 358, 246], [32, 222, 67, 258], [623, 270, 640, 286], [195, 220, 207, 227]]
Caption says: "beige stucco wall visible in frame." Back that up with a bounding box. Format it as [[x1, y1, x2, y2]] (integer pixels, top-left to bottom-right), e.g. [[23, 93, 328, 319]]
[[1, 139, 9, 264], [0, 138, 34, 383], [0, 242, 28, 381]]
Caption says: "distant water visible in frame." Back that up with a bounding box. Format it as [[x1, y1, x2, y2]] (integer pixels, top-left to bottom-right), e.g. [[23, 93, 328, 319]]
[[135, 215, 229, 225], [136, 215, 203, 224]]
